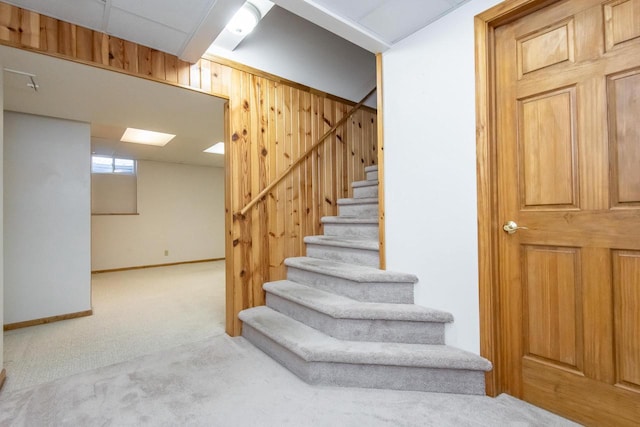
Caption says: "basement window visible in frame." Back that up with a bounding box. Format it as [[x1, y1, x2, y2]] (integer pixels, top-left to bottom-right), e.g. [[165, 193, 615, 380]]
[[91, 156, 138, 215], [91, 155, 136, 174]]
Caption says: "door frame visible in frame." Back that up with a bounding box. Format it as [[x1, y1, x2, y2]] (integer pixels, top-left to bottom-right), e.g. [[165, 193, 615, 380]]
[[474, 0, 560, 396]]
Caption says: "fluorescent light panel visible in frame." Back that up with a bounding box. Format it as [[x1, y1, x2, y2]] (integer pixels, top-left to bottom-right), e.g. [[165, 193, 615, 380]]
[[204, 142, 225, 154], [121, 127, 175, 146]]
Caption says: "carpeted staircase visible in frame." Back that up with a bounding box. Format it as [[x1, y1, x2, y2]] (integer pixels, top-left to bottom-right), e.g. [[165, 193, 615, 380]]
[[239, 165, 492, 395]]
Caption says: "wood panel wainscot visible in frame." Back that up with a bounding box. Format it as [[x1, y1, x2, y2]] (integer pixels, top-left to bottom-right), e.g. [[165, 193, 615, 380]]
[[0, 2, 378, 337]]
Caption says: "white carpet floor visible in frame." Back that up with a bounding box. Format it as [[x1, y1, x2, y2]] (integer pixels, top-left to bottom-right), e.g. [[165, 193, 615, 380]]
[[2, 261, 226, 394], [0, 261, 578, 426], [0, 335, 579, 426]]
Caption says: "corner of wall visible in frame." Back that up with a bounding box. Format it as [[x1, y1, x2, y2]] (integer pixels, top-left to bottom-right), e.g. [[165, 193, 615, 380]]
[[0, 62, 5, 370]]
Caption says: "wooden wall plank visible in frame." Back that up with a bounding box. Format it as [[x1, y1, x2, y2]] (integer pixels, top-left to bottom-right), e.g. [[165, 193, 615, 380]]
[[57, 21, 76, 57], [75, 26, 93, 61], [108, 36, 124, 69], [227, 69, 245, 336], [224, 101, 235, 336], [211, 61, 232, 97], [291, 88, 302, 255], [274, 83, 287, 279], [334, 104, 344, 198], [311, 95, 321, 235], [123, 41, 138, 73], [267, 79, 280, 279], [39, 15, 58, 52], [249, 75, 266, 307], [0, 3, 21, 44], [20, 9, 39, 48], [177, 59, 191, 86], [325, 98, 335, 217], [164, 54, 177, 83], [92, 32, 108, 65], [256, 77, 271, 293], [301, 91, 315, 239], [137, 45, 152, 76], [150, 49, 165, 80], [283, 86, 294, 260], [240, 72, 255, 309]]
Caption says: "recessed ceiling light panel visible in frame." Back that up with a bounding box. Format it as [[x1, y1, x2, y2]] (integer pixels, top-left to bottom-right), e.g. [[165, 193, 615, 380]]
[[121, 128, 176, 146], [204, 142, 225, 155]]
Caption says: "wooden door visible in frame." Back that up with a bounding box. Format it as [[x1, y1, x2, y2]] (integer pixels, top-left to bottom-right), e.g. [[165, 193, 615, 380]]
[[495, 0, 640, 425]]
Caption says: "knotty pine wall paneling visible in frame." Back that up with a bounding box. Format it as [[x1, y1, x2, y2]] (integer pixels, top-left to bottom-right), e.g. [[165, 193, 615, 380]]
[[0, 2, 377, 336], [226, 74, 377, 333]]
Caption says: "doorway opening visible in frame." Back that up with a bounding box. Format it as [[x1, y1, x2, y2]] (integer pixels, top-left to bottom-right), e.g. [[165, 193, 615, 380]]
[[2, 44, 228, 394]]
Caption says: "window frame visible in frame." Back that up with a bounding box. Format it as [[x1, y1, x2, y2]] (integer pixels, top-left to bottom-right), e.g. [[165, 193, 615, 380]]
[[91, 155, 136, 175]]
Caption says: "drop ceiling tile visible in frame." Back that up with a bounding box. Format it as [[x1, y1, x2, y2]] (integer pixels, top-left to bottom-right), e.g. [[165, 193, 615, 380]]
[[312, 0, 386, 21], [3, 0, 106, 32], [359, 0, 453, 44], [110, 0, 214, 32], [107, 8, 189, 55]]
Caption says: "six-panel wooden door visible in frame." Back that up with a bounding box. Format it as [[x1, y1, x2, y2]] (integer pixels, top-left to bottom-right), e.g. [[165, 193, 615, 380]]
[[495, 0, 640, 424]]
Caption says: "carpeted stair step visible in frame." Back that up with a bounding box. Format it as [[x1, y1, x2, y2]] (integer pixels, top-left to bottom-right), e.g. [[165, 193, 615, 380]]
[[352, 180, 378, 199], [304, 235, 379, 268], [365, 165, 378, 181], [338, 197, 378, 218], [285, 257, 416, 303], [321, 216, 379, 239], [239, 306, 492, 394], [264, 280, 452, 344]]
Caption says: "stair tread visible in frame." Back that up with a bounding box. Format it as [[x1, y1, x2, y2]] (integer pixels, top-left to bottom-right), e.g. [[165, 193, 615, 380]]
[[337, 197, 378, 205], [285, 257, 418, 284], [352, 180, 379, 188], [304, 235, 378, 251], [239, 306, 492, 371], [321, 216, 378, 224], [364, 165, 378, 173], [265, 280, 453, 323]]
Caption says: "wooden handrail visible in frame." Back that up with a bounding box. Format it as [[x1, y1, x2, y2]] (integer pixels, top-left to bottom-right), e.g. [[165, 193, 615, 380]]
[[238, 87, 377, 217]]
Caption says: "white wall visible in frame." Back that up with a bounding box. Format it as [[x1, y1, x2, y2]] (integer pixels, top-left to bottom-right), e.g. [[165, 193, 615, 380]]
[[91, 160, 224, 271], [382, 0, 502, 353], [210, 7, 376, 105], [4, 112, 91, 324]]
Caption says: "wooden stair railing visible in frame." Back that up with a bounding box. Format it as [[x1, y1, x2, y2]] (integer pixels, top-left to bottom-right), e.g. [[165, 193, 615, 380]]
[[238, 87, 377, 217]]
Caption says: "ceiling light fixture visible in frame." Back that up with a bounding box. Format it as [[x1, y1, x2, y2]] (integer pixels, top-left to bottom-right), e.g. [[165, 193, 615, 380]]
[[225, 2, 261, 35], [120, 128, 176, 147], [203, 142, 225, 155]]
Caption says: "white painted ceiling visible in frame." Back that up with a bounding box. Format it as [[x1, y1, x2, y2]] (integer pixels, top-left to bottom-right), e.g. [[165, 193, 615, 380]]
[[1, 0, 470, 57], [271, 0, 470, 52], [2, 45, 226, 168]]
